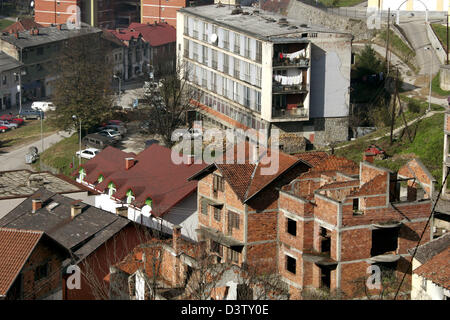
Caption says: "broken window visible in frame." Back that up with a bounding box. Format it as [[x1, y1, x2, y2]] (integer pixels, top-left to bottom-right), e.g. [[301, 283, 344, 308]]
[[287, 218, 297, 236], [371, 227, 399, 256], [286, 255, 296, 274]]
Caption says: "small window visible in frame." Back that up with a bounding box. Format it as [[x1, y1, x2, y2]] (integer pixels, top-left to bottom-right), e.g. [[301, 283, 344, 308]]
[[214, 206, 221, 221], [286, 255, 296, 274], [34, 263, 49, 281], [287, 218, 296, 236], [213, 174, 224, 192]]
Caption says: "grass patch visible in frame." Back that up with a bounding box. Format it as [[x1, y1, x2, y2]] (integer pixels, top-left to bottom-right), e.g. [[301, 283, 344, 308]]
[[0, 120, 57, 150], [431, 24, 448, 52], [0, 19, 14, 30], [335, 113, 444, 187], [431, 71, 450, 97], [36, 133, 87, 177], [375, 30, 417, 73]]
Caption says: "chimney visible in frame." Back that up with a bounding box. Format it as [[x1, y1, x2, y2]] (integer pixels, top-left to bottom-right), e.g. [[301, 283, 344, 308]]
[[71, 203, 82, 219], [363, 152, 375, 164], [32, 199, 42, 213], [172, 225, 182, 254], [125, 157, 135, 170]]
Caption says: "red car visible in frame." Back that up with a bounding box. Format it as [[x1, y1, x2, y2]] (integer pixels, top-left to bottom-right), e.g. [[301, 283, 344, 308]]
[[0, 114, 24, 125], [0, 125, 9, 133]]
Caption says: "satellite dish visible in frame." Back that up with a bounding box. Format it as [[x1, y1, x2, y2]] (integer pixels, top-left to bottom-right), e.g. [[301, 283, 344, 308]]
[[210, 33, 218, 44]]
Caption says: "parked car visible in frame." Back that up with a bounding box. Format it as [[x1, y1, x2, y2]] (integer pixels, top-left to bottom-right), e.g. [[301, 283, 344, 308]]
[[82, 133, 116, 149], [18, 109, 44, 120], [75, 148, 100, 160], [144, 139, 159, 149], [97, 129, 122, 141], [0, 120, 18, 130], [31, 101, 56, 112], [98, 124, 127, 135], [0, 114, 24, 125], [0, 125, 9, 133], [173, 128, 202, 140]]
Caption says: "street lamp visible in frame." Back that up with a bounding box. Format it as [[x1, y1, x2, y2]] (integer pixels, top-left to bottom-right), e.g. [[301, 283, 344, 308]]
[[72, 115, 82, 166], [113, 74, 122, 106]]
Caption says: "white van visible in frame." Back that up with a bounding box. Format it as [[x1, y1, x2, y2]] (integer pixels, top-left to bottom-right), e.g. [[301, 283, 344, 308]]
[[31, 101, 56, 112]]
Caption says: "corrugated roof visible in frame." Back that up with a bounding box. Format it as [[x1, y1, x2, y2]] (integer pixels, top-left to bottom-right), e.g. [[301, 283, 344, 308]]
[[411, 233, 450, 264]]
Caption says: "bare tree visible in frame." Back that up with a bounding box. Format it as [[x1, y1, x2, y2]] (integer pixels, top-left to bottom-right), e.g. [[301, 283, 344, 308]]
[[142, 58, 201, 148]]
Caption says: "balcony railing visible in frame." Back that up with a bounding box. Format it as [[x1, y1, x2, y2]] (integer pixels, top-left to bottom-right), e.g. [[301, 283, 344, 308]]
[[273, 57, 310, 68], [272, 107, 309, 119], [272, 82, 309, 94]]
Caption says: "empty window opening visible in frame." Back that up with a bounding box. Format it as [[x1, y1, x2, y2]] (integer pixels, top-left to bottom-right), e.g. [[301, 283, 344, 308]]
[[371, 228, 399, 257], [353, 198, 363, 215], [375, 261, 398, 283], [319, 265, 332, 289], [287, 218, 297, 236], [286, 255, 296, 274], [227, 248, 240, 263], [320, 227, 331, 256], [237, 284, 253, 300]]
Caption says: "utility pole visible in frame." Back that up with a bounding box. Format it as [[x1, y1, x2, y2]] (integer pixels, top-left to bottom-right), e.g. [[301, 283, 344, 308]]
[[386, 7, 390, 76], [447, 13, 449, 65], [390, 67, 399, 145]]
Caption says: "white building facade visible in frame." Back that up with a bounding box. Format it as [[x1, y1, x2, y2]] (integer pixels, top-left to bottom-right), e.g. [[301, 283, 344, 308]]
[[176, 5, 352, 147]]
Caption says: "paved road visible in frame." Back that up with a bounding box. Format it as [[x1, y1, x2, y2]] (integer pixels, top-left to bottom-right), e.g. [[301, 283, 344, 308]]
[[0, 130, 74, 171], [397, 22, 441, 75]]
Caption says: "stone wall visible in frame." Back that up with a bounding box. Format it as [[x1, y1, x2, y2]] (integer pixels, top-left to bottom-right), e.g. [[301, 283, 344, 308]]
[[440, 64, 450, 91]]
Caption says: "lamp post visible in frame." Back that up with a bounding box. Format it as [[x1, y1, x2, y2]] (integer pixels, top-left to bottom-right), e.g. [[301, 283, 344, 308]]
[[113, 74, 121, 106], [72, 115, 81, 166]]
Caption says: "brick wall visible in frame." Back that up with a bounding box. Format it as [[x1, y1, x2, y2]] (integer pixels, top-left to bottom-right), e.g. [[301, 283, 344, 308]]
[[142, 0, 188, 27], [35, 0, 79, 26]]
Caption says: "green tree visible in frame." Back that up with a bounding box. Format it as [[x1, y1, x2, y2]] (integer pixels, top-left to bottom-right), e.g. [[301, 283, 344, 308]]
[[49, 32, 114, 134], [355, 44, 386, 79]]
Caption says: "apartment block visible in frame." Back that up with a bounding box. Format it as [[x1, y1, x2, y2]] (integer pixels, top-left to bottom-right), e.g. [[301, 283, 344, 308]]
[[176, 5, 352, 147], [277, 154, 436, 298]]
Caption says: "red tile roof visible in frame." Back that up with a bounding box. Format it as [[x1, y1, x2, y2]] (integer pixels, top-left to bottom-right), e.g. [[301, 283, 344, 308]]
[[293, 151, 329, 167], [80, 144, 206, 217], [350, 174, 387, 197], [0, 228, 43, 297], [107, 22, 176, 47], [414, 247, 450, 290], [299, 155, 359, 179], [2, 18, 43, 34]]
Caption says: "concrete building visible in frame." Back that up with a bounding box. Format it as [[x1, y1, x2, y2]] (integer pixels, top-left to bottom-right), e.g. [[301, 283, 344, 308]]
[[0, 23, 102, 100], [410, 232, 450, 300], [0, 169, 96, 220], [176, 5, 353, 148], [277, 155, 436, 298], [0, 52, 22, 111]]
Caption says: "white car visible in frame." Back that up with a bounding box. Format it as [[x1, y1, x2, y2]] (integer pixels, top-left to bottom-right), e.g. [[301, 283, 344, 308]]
[[98, 129, 122, 141], [0, 120, 18, 130], [31, 101, 56, 112], [173, 128, 202, 140], [76, 148, 100, 160]]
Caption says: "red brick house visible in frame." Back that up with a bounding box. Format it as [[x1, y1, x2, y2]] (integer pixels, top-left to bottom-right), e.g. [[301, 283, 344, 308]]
[[277, 154, 436, 298], [0, 228, 69, 300], [0, 188, 151, 300], [188, 143, 313, 274]]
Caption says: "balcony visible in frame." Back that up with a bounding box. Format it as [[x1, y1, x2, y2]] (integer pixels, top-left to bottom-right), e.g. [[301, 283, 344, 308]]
[[272, 107, 308, 119], [273, 82, 309, 94], [273, 57, 310, 68]]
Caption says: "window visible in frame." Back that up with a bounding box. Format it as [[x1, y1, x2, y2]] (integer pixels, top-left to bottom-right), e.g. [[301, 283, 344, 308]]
[[212, 72, 217, 93], [233, 58, 240, 79], [79, 168, 86, 181], [202, 22, 208, 41], [255, 91, 261, 112], [210, 240, 223, 256], [243, 62, 250, 83], [193, 19, 198, 39], [202, 45, 208, 65], [243, 86, 250, 108], [223, 53, 229, 74], [214, 206, 221, 221], [201, 199, 208, 215], [223, 30, 229, 50], [212, 49, 218, 69], [108, 182, 116, 197], [183, 38, 189, 57], [256, 41, 262, 63], [193, 43, 199, 61], [244, 36, 251, 58], [228, 211, 239, 232], [227, 248, 240, 263], [287, 218, 297, 236], [222, 77, 228, 97], [234, 34, 240, 54], [213, 174, 225, 192], [286, 255, 296, 274], [2, 75, 6, 85], [371, 227, 399, 257], [353, 198, 363, 215], [256, 67, 262, 87], [34, 263, 49, 281], [126, 189, 135, 204]]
